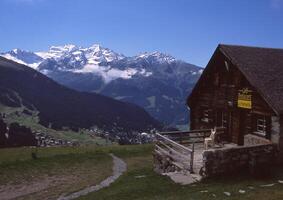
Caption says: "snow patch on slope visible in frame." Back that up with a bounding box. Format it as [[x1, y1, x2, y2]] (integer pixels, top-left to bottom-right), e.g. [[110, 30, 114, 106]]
[[1, 43, 200, 84], [1, 53, 41, 69]]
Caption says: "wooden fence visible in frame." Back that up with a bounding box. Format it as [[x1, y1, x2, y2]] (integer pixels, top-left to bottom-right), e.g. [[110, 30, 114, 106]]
[[154, 127, 225, 173]]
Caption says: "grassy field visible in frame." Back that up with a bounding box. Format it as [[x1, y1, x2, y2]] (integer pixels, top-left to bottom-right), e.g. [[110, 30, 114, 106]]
[[79, 145, 283, 200], [1, 144, 283, 200], [0, 146, 113, 200]]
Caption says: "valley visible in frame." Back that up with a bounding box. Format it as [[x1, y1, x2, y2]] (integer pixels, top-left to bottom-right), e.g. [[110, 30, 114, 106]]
[[0, 56, 161, 147], [0, 103, 108, 146]]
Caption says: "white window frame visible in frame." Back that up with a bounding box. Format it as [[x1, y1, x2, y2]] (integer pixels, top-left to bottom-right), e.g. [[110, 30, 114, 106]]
[[254, 115, 267, 136], [201, 109, 210, 123]]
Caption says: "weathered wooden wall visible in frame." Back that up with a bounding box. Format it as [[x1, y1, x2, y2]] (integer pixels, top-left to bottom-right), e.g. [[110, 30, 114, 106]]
[[188, 50, 277, 145]]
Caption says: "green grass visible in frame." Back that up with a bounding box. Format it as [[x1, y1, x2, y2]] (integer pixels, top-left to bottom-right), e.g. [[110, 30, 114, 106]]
[[1, 144, 283, 200], [79, 144, 283, 200], [0, 103, 109, 145], [0, 146, 114, 199]]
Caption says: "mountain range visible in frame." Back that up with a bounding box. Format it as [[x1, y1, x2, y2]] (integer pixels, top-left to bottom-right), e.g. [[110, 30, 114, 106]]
[[1, 44, 202, 128], [0, 56, 161, 132]]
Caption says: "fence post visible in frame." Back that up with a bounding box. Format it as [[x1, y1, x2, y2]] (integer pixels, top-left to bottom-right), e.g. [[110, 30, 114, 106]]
[[190, 142, 195, 173]]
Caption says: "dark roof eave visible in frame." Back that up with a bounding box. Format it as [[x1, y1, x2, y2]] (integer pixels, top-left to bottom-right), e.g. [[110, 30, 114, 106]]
[[186, 45, 222, 107], [219, 45, 279, 116]]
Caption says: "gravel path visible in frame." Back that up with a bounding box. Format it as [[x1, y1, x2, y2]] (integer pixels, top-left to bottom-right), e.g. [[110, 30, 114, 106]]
[[58, 153, 127, 200]]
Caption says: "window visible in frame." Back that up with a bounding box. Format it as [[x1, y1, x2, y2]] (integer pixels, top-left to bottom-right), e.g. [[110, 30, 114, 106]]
[[256, 116, 266, 135], [201, 109, 212, 123], [253, 114, 270, 137], [201, 109, 209, 123]]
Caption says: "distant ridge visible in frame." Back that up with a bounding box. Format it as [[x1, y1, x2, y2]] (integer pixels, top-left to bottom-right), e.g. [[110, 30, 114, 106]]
[[0, 56, 161, 132], [1, 44, 202, 128]]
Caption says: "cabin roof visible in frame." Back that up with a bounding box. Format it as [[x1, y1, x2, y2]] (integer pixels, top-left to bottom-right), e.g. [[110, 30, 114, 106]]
[[189, 44, 283, 115]]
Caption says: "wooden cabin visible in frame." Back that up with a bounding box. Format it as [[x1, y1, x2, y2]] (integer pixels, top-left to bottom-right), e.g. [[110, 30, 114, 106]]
[[187, 44, 283, 150]]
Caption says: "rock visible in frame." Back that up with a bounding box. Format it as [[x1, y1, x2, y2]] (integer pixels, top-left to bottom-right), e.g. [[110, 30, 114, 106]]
[[134, 175, 146, 179], [260, 183, 275, 187], [223, 192, 231, 196], [239, 189, 246, 194], [165, 172, 199, 185]]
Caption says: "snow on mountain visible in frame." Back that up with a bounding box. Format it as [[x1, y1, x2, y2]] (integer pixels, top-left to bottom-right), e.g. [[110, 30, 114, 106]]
[[1, 44, 181, 83], [1, 49, 43, 69], [1, 44, 202, 128], [137, 51, 176, 64], [35, 44, 78, 60], [1, 44, 126, 71], [0, 44, 201, 89], [35, 44, 125, 63]]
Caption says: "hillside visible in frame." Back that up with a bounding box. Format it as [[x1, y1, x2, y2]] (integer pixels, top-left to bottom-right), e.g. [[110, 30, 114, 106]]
[[0, 56, 161, 133], [1, 45, 202, 128], [1, 145, 283, 200]]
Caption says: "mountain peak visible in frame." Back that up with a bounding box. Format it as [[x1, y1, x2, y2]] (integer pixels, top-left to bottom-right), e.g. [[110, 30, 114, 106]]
[[89, 44, 103, 51], [12, 48, 21, 53], [49, 44, 78, 53], [1, 44, 191, 75], [137, 51, 176, 63]]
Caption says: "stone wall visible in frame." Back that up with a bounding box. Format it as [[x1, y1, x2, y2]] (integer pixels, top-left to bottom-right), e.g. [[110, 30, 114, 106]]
[[153, 150, 179, 174], [244, 134, 271, 146], [271, 116, 280, 143], [278, 116, 283, 161], [202, 143, 278, 177]]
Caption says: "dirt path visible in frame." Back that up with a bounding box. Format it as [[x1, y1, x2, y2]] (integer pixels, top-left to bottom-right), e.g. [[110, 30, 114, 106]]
[[0, 153, 126, 200], [57, 153, 127, 200], [0, 176, 72, 200]]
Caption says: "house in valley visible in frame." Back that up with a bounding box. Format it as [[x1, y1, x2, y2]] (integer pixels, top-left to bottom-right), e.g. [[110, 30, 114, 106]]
[[187, 44, 283, 149]]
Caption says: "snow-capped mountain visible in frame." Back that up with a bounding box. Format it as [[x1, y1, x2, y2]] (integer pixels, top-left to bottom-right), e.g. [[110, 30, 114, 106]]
[[1, 44, 202, 128], [1, 49, 43, 69]]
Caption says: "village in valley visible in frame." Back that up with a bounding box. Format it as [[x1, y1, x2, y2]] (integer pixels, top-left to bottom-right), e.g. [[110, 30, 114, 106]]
[[0, 1, 283, 200]]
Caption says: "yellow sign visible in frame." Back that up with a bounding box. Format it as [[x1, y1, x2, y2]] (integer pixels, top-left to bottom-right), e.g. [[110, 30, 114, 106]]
[[237, 88, 252, 109]]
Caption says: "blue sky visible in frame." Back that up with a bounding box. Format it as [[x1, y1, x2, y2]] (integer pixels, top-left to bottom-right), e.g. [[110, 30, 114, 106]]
[[0, 0, 283, 67]]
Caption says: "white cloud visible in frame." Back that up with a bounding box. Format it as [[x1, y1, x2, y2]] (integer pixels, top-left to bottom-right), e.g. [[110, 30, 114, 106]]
[[73, 64, 153, 83], [73, 65, 139, 83]]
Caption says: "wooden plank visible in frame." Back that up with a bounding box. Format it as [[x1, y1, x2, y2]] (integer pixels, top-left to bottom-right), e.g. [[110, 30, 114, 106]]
[[156, 133, 192, 153], [172, 161, 190, 171], [159, 127, 225, 136], [155, 144, 188, 164], [159, 129, 211, 135], [158, 141, 191, 160], [163, 132, 225, 143], [190, 143, 195, 173]]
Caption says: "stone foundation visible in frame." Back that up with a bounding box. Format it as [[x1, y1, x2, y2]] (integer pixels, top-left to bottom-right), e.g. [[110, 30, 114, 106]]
[[153, 151, 179, 174], [202, 143, 278, 177], [244, 134, 271, 146]]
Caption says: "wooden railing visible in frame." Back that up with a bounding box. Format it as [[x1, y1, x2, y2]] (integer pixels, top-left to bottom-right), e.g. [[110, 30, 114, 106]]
[[159, 127, 226, 145], [155, 132, 195, 172], [154, 127, 226, 173]]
